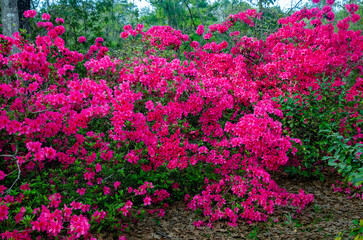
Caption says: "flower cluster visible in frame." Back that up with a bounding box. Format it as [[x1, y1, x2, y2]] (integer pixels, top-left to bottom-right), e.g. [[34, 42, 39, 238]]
[[143, 26, 189, 50]]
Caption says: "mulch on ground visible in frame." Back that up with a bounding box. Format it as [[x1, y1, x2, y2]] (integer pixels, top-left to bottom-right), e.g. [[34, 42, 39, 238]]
[[102, 171, 363, 240]]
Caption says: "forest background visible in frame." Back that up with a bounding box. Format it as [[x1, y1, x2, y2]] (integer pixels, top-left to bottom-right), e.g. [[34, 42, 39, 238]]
[[1, 0, 363, 51]]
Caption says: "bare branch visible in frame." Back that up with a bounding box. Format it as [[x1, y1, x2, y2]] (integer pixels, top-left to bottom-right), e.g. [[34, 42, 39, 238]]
[[156, 232, 172, 239], [2, 137, 21, 197], [0, 154, 15, 158], [286, 0, 303, 15]]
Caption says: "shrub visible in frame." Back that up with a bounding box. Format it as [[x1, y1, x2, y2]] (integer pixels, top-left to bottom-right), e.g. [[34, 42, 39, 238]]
[[0, 2, 362, 239], [276, 77, 363, 179], [322, 132, 363, 187]]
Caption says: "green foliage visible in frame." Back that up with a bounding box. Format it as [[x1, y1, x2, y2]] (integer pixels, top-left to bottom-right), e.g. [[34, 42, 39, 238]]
[[335, 219, 363, 240], [276, 77, 362, 179], [1, 140, 218, 235], [33, 0, 139, 51], [321, 132, 363, 187], [334, 0, 363, 32], [350, 219, 363, 240]]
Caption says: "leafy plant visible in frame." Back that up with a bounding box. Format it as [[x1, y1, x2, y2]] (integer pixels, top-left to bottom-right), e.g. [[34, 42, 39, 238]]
[[276, 77, 362, 178], [335, 219, 363, 240], [321, 132, 363, 187]]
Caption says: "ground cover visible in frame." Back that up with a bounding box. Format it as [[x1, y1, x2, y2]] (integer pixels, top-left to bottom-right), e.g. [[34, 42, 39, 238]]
[[113, 171, 362, 240]]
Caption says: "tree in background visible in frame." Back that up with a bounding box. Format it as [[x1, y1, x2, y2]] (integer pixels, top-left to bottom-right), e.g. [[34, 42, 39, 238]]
[[1, 0, 20, 38], [2, 0, 361, 52], [139, 0, 287, 37], [1, 0, 32, 35], [334, 0, 363, 31], [211, 0, 251, 22], [29, 0, 138, 49]]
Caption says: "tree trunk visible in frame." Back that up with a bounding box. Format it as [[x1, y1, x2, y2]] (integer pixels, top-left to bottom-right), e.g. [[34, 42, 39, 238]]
[[181, 0, 197, 29], [17, 0, 31, 32], [1, 0, 20, 37], [1, 0, 20, 53], [258, 0, 263, 39]]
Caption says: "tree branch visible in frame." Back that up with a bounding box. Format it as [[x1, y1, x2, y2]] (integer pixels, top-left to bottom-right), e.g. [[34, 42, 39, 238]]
[[2, 137, 21, 197]]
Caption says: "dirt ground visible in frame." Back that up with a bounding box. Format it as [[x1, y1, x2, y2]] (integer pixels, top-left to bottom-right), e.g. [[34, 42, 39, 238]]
[[101, 171, 363, 240]]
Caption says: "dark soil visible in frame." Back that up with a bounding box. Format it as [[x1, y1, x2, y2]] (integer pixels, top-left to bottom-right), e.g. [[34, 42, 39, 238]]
[[101, 172, 363, 240]]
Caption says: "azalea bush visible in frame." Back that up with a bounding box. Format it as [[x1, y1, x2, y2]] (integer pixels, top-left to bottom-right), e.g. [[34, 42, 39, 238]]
[[0, 2, 362, 239]]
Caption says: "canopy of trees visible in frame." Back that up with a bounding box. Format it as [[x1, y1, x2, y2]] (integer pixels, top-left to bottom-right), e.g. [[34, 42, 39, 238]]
[[2, 0, 361, 51]]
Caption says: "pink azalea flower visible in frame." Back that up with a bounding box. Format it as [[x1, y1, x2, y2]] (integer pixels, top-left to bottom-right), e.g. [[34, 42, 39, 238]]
[[120, 31, 129, 39], [351, 14, 361, 23], [69, 214, 90, 238], [104, 186, 111, 195], [196, 25, 204, 35], [95, 163, 102, 173], [0, 171, 6, 180], [24, 10, 37, 18], [76, 188, 86, 196], [0, 185, 7, 194], [95, 37, 104, 43], [78, 36, 87, 43], [114, 181, 121, 189], [0, 203, 9, 221], [123, 25, 132, 31], [55, 17, 64, 24], [42, 13, 51, 20], [143, 196, 152, 206], [97, 178, 102, 184]]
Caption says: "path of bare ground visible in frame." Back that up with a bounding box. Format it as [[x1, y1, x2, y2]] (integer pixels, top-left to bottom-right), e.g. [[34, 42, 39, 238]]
[[101, 172, 362, 240]]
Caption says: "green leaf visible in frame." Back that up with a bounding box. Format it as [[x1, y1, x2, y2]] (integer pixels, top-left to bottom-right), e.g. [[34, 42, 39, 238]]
[[351, 175, 363, 187]]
